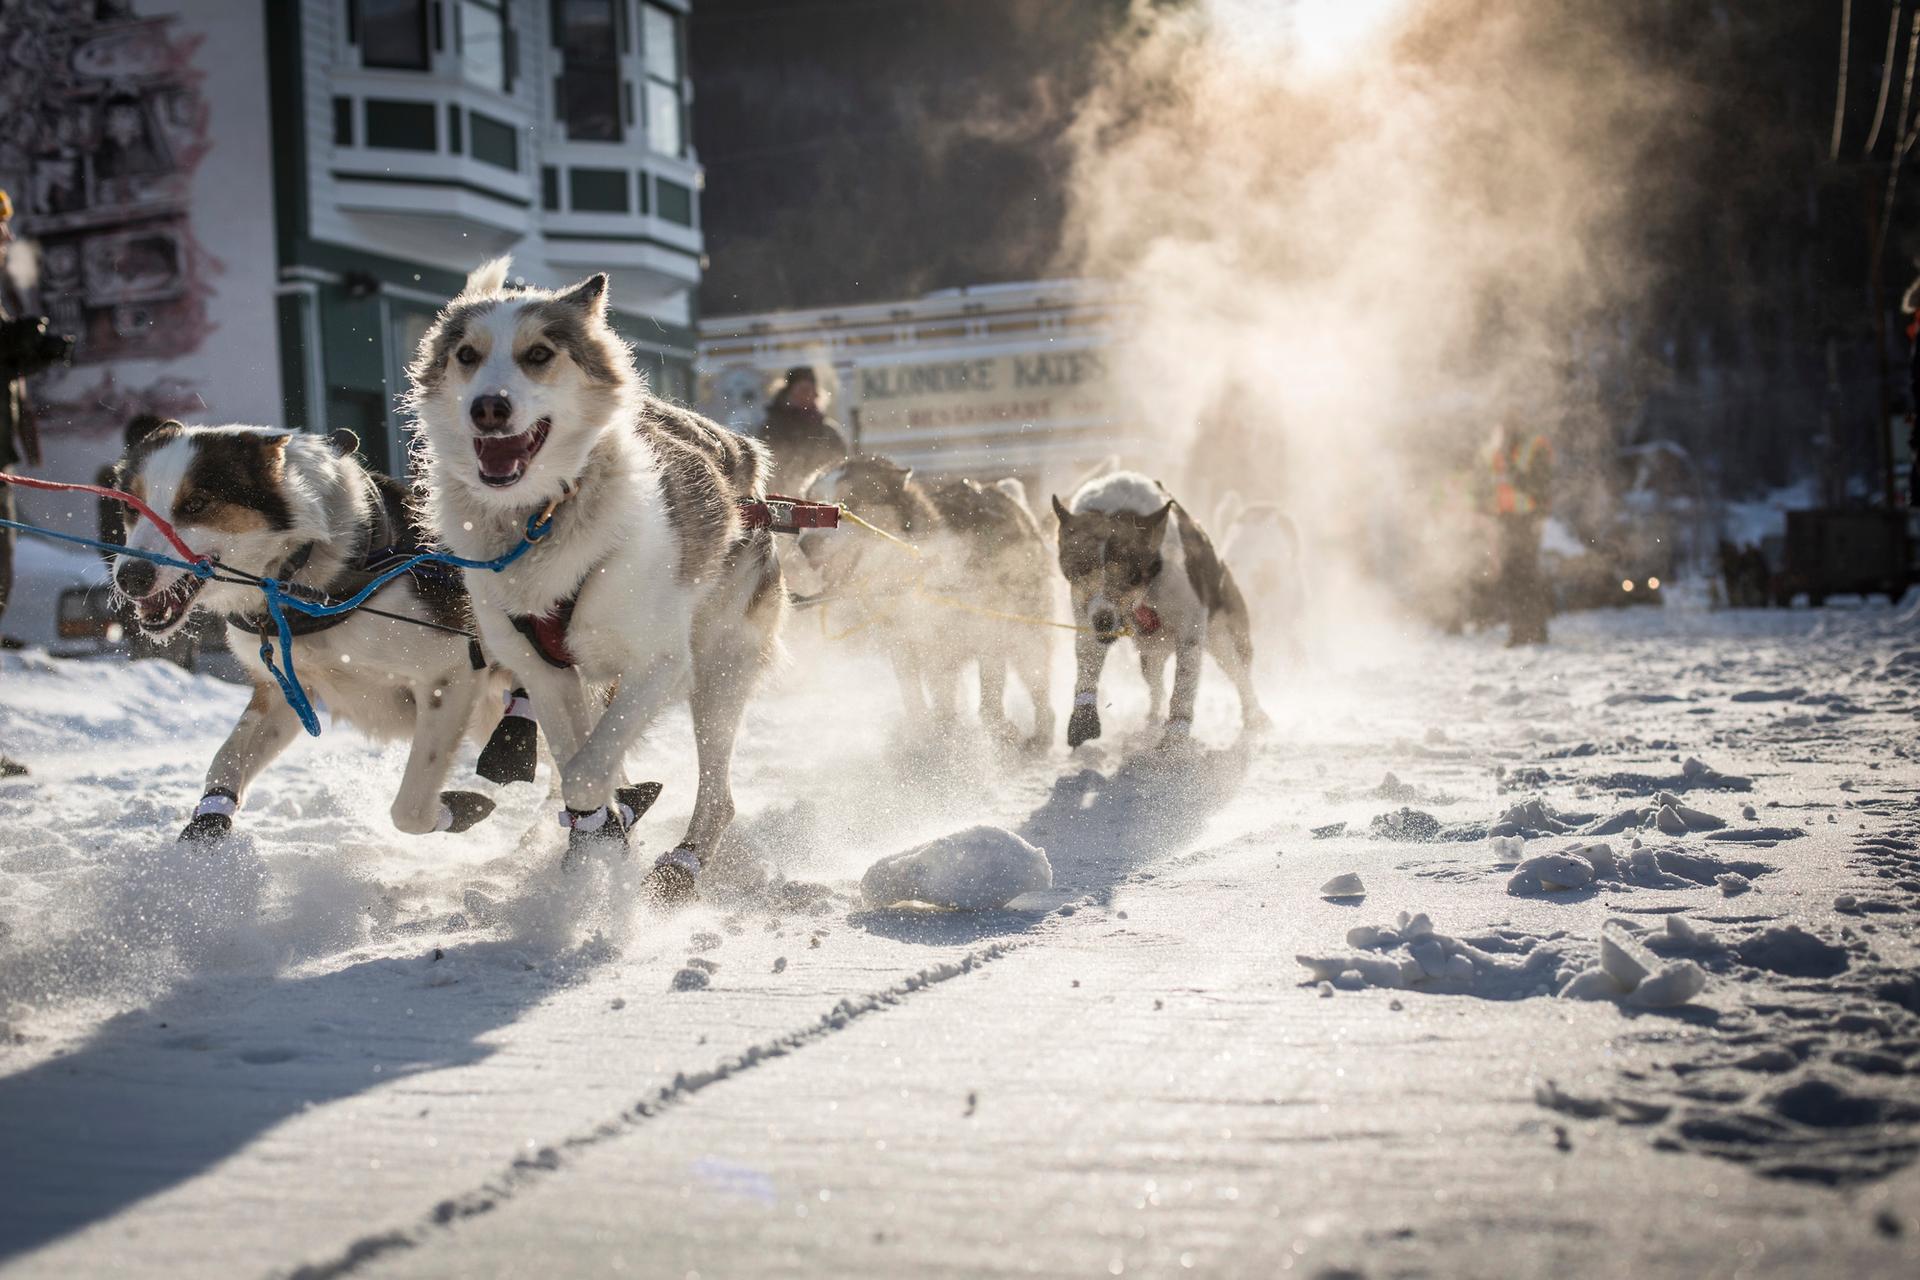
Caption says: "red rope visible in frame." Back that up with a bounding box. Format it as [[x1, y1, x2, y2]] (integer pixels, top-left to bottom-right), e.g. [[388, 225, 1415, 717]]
[[0, 472, 208, 566]]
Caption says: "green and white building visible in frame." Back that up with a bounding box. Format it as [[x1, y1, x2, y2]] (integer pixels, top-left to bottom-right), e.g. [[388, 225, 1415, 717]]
[[8, 0, 701, 500]]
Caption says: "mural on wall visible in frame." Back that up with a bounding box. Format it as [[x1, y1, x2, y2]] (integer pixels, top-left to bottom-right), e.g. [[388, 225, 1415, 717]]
[[0, 0, 216, 436]]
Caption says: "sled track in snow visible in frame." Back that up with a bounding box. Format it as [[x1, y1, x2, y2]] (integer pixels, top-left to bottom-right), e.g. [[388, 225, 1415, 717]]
[[277, 940, 1023, 1280]]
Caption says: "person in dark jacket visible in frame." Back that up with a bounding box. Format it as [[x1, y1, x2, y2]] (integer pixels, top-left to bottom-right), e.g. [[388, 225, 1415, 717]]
[[0, 189, 40, 775], [1488, 421, 1554, 646], [759, 365, 850, 493]]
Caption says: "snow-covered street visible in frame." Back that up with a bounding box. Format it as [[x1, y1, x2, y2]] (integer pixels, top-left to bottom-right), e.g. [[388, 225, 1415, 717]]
[[3, 603, 1919, 1278]]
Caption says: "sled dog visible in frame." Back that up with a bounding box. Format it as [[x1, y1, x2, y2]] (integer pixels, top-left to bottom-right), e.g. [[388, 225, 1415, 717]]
[[1214, 491, 1308, 668], [800, 456, 1055, 747], [109, 423, 507, 841], [1051, 471, 1268, 748], [408, 258, 784, 900]]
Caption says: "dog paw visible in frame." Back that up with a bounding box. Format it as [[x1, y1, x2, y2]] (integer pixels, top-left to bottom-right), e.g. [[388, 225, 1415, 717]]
[[475, 712, 539, 785], [1066, 705, 1102, 748], [644, 846, 701, 909], [438, 790, 496, 833], [615, 781, 663, 828], [179, 811, 233, 843], [559, 805, 630, 871], [1157, 717, 1194, 751]]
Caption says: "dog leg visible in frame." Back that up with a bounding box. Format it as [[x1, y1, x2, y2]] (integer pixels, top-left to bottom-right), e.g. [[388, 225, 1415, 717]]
[[185, 684, 303, 841], [1209, 604, 1272, 736], [1016, 633, 1055, 750], [1067, 632, 1111, 748], [389, 670, 488, 836], [1162, 629, 1206, 748], [1138, 644, 1168, 723], [562, 652, 682, 815], [978, 654, 1015, 743], [889, 644, 932, 719]]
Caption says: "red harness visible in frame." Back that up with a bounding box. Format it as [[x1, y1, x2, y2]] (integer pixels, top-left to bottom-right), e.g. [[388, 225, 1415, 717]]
[[738, 495, 841, 533], [509, 496, 841, 668]]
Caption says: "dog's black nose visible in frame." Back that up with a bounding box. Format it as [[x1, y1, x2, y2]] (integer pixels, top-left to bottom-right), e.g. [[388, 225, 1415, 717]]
[[470, 394, 513, 433], [116, 558, 157, 597], [1092, 608, 1116, 636]]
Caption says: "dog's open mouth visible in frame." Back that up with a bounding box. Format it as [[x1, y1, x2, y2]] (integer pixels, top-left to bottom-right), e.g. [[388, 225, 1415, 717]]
[[133, 571, 206, 634], [474, 419, 551, 488]]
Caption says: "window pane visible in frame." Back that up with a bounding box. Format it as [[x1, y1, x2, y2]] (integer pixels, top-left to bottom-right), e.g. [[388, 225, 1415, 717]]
[[461, 0, 506, 91], [569, 167, 630, 213], [469, 111, 519, 170], [643, 3, 680, 82], [656, 176, 693, 226], [645, 79, 681, 156], [364, 98, 438, 151], [561, 0, 621, 141], [361, 0, 429, 70]]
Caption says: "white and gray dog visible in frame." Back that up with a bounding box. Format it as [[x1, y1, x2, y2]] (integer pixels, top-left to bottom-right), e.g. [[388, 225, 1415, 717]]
[[407, 258, 784, 901], [110, 423, 507, 841], [1052, 470, 1268, 749]]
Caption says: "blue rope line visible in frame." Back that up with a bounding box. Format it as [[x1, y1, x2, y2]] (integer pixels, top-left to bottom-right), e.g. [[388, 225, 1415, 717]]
[[0, 516, 213, 578], [253, 509, 555, 736], [2, 507, 553, 739]]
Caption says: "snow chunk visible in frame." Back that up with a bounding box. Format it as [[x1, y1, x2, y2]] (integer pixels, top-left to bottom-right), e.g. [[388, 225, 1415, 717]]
[[1631, 961, 1708, 1008], [1319, 872, 1366, 900], [1663, 916, 1718, 949], [1716, 872, 1752, 896], [1506, 852, 1596, 895], [860, 825, 1052, 910]]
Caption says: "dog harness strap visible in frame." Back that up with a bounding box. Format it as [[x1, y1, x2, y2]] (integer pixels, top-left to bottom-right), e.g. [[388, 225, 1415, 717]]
[[510, 592, 580, 668], [1074, 691, 1099, 708], [739, 495, 842, 533], [226, 607, 354, 638]]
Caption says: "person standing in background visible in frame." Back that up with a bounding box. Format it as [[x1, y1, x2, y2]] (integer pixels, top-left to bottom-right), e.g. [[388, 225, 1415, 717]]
[[0, 189, 41, 776], [1489, 421, 1554, 647], [758, 365, 850, 493]]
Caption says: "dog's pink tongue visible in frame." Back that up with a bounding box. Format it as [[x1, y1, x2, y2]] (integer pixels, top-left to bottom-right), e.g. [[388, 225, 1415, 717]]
[[474, 433, 532, 477]]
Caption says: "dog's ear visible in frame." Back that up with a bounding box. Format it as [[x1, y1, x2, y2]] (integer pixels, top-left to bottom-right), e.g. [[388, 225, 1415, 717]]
[[1141, 499, 1175, 537], [552, 273, 609, 317], [1051, 494, 1071, 523], [327, 428, 361, 457], [458, 256, 512, 301]]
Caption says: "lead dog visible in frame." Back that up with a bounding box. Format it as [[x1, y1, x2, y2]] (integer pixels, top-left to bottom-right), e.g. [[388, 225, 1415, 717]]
[[109, 423, 507, 841], [1052, 471, 1268, 748], [800, 456, 1055, 747], [407, 258, 784, 900]]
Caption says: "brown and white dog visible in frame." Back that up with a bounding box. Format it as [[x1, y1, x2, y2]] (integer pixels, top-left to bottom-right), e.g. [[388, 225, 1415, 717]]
[[799, 456, 1056, 749], [108, 423, 507, 841], [1052, 470, 1268, 748], [406, 258, 784, 899]]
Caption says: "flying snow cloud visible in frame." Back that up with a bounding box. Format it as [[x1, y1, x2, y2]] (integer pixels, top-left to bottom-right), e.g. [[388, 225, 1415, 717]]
[[1057, 0, 1688, 578]]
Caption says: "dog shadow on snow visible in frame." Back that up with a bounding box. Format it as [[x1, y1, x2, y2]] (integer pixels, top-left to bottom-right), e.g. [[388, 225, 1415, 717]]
[[852, 736, 1253, 946], [0, 860, 613, 1265]]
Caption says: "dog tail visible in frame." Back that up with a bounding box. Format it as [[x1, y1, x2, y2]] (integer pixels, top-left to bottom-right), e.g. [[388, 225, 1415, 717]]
[[993, 477, 1035, 520], [1213, 489, 1246, 538]]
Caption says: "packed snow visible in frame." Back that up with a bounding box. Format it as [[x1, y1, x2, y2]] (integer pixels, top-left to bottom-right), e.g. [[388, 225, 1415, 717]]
[[2, 601, 1918, 1277]]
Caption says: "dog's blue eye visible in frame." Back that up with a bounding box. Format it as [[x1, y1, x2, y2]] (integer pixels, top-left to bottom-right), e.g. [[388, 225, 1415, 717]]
[[523, 345, 553, 366], [455, 344, 480, 366]]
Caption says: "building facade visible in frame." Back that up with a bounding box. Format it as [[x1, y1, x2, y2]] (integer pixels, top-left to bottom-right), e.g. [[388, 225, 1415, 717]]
[[4, 0, 701, 520], [697, 279, 1158, 487]]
